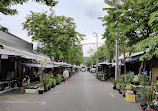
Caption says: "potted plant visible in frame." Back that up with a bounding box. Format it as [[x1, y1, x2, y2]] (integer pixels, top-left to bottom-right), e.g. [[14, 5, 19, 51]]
[[112, 79, 117, 90], [42, 77, 49, 92], [146, 85, 155, 111], [55, 74, 61, 85], [132, 75, 139, 86], [116, 81, 121, 91]]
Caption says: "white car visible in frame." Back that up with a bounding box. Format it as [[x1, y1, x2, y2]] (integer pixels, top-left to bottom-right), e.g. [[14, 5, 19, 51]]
[[90, 68, 96, 73], [81, 67, 86, 72]]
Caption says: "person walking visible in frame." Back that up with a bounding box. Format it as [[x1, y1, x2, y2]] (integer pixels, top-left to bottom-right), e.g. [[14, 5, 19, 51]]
[[63, 69, 69, 83]]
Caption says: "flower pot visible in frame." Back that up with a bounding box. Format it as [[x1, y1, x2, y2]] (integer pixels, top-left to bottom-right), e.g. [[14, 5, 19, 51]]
[[119, 91, 122, 94], [147, 108, 154, 111], [154, 105, 158, 110], [51, 85, 54, 88], [140, 107, 146, 111], [131, 82, 134, 85], [123, 93, 125, 97], [44, 89, 47, 92], [113, 86, 116, 90], [133, 82, 139, 86], [134, 90, 137, 95], [140, 103, 147, 107], [39, 90, 44, 94]]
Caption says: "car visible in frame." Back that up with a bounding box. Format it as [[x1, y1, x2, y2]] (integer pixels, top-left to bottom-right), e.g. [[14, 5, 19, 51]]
[[81, 67, 86, 72], [90, 68, 96, 73]]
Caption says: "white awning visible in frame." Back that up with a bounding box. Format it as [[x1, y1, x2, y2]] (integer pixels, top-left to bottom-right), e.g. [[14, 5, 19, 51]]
[[23, 63, 59, 68], [98, 62, 112, 65], [0, 49, 21, 56], [3, 45, 51, 62]]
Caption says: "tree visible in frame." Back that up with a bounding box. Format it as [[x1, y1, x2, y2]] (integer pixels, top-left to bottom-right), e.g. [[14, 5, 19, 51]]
[[0, 0, 58, 15], [0, 25, 9, 32], [140, 11, 158, 61], [23, 11, 84, 65], [67, 45, 84, 66], [103, 0, 158, 74], [86, 58, 93, 67]]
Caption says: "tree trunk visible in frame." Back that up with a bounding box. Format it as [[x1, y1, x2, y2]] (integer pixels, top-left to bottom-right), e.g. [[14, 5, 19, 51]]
[[139, 61, 146, 75]]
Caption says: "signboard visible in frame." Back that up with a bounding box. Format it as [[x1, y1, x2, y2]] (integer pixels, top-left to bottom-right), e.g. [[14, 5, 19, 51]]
[[1, 55, 8, 59]]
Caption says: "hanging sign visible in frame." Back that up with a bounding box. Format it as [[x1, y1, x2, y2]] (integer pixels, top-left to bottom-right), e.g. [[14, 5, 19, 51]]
[[1, 55, 8, 59]]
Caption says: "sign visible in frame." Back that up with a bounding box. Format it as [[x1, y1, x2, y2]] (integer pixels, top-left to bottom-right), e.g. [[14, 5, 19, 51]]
[[1, 55, 8, 59]]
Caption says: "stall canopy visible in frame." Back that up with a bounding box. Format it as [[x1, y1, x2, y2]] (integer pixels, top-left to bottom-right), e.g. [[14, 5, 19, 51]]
[[98, 62, 113, 66], [23, 63, 59, 68], [0, 49, 21, 56]]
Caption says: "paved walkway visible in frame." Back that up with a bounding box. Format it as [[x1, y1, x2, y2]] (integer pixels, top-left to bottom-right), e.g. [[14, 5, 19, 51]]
[[0, 72, 140, 111]]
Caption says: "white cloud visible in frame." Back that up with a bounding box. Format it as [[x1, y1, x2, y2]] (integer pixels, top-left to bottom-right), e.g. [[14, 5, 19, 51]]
[[77, 0, 106, 20]]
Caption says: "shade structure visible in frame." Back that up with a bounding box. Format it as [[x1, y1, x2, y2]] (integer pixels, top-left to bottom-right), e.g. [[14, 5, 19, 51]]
[[0, 49, 21, 56], [98, 62, 113, 66], [23, 63, 59, 68]]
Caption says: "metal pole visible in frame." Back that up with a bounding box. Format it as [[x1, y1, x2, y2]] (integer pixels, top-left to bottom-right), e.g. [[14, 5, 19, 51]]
[[115, 40, 119, 80], [93, 32, 99, 74], [96, 33, 98, 74], [45, 59, 46, 79]]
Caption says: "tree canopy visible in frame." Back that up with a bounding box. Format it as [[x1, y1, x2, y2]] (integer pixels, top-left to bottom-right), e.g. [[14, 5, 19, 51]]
[[0, 0, 58, 15], [103, 0, 158, 61], [23, 11, 84, 65]]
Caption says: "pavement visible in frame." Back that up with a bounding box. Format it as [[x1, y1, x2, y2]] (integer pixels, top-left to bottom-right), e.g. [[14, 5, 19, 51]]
[[0, 71, 140, 111]]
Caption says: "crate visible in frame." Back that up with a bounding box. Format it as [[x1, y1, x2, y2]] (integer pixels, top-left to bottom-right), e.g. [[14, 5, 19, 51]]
[[125, 93, 136, 102]]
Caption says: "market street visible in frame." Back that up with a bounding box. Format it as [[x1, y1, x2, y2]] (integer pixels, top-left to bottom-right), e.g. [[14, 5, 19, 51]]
[[0, 71, 140, 111]]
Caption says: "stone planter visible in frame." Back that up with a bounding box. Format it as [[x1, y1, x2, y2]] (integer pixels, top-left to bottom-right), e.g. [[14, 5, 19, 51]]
[[25, 88, 38, 93]]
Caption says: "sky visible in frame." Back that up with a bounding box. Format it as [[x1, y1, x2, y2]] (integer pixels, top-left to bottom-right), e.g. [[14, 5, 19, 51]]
[[0, 0, 108, 57]]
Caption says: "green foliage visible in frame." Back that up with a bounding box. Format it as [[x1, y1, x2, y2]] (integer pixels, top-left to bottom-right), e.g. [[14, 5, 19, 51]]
[[133, 76, 139, 83], [23, 11, 84, 65], [0, 26, 9, 32], [125, 85, 132, 91], [55, 74, 62, 84], [116, 79, 121, 89], [137, 87, 148, 104], [103, 0, 158, 61], [0, 0, 58, 16], [86, 58, 93, 67], [138, 74, 151, 86]]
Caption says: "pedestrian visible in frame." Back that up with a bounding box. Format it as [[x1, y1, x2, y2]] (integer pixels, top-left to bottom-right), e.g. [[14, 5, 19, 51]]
[[17, 74, 31, 93], [63, 68, 69, 83]]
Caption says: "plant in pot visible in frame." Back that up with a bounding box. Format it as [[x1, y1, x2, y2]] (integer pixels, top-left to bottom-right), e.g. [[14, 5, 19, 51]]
[[112, 79, 117, 90], [116, 79, 121, 91], [146, 86, 155, 111], [132, 75, 139, 86], [42, 76, 49, 92], [120, 75, 126, 95], [152, 81, 158, 110], [129, 71, 135, 85], [55, 74, 61, 85], [125, 84, 133, 95], [137, 87, 148, 110], [51, 77, 56, 88]]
